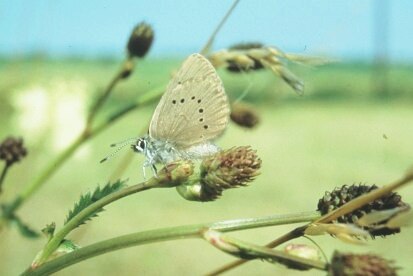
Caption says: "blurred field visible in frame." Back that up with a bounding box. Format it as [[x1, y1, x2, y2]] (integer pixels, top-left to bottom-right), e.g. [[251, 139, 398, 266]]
[[0, 58, 413, 275]]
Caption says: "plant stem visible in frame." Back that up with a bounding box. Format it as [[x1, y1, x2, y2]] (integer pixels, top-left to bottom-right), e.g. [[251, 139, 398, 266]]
[[0, 164, 9, 195], [86, 58, 133, 129], [2, 85, 165, 220], [209, 172, 413, 274], [35, 178, 161, 266], [1, 58, 137, 220], [207, 226, 306, 275], [200, 0, 240, 55], [23, 211, 320, 275], [210, 232, 327, 271]]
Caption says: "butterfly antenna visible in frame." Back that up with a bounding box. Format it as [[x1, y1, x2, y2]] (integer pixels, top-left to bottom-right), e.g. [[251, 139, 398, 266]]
[[110, 137, 137, 147], [100, 139, 136, 163]]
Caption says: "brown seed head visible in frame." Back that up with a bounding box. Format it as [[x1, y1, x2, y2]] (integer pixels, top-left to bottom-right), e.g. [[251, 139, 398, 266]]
[[0, 137, 27, 166], [329, 251, 397, 276], [199, 146, 261, 201]]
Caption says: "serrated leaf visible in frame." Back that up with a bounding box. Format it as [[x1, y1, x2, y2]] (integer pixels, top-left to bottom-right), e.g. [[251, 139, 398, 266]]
[[64, 179, 127, 227]]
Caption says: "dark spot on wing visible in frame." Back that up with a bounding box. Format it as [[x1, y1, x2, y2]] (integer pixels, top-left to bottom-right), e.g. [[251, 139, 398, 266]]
[[172, 100, 176, 104], [197, 99, 201, 103], [191, 96, 195, 100], [180, 98, 185, 103], [204, 125, 208, 129], [199, 108, 204, 113]]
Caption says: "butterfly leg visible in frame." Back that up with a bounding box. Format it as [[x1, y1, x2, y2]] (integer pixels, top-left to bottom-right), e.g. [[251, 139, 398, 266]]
[[142, 165, 147, 180], [151, 164, 158, 178]]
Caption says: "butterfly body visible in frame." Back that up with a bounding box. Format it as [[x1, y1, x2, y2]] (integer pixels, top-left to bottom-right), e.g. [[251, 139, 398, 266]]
[[103, 53, 229, 177], [133, 135, 220, 176]]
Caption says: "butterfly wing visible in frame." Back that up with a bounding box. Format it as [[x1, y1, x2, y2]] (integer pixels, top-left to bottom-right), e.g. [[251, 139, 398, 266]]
[[149, 53, 230, 149]]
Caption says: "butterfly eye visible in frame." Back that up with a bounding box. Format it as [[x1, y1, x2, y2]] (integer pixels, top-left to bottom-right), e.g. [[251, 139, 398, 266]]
[[133, 139, 146, 152], [138, 139, 146, 149]]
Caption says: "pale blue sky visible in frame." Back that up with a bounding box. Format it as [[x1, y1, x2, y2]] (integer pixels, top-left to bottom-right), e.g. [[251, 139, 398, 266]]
[[1, 0, 412, 61]]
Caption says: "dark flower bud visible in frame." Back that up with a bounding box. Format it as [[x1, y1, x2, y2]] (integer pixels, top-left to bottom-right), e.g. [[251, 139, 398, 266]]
[[317, 184, 408, 237], [329, 251, 397, 276], [0, 137, 27, 166], [127, 22, 154, 58], [230, 102, 260, 128]]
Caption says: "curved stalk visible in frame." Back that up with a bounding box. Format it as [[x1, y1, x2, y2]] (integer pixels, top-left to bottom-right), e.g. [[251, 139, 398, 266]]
[[200, 0, 240, 55], [1, 85, 165, 221], [34, 177, 161, 266], [0, 164, 10, 195], [209, 172, 413, 275], [86, 58, 133, 128], [23, 211, 320, 275]]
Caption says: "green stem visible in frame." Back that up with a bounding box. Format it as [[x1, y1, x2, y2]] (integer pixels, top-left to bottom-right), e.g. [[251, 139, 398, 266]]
[[86, 74, 123, 128], [2, 85, 165, 219], [86, 57, 133, 129], [212, 232, 327, 271], [5, 133, 88, 215], [35, 178, 161, 266], [23, 211, 320, 275], [0, 164, 9, 195], [207, 226, 306, 275], [209, 172, 413, 275], [200, 0, 240, 55]]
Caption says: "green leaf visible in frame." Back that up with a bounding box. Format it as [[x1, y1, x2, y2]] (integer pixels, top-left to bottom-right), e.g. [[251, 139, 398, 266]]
[[1, 204, 40, 238], [13, 215, 40, 238], [64, 179, 127, 226]]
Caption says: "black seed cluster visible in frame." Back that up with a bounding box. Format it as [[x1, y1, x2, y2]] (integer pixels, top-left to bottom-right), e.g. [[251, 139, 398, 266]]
[[317, 184, 408, 237], [0, 137, 28, 166]]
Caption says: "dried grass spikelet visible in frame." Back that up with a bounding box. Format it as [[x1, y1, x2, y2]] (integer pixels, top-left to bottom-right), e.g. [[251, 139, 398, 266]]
[[208, 42, 330, 95], [305, 222, 370, 245]]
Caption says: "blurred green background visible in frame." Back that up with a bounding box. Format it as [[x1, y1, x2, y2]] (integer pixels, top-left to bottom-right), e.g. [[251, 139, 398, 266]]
[[1, 57, 413, 275], [1, 1, 413, 275]]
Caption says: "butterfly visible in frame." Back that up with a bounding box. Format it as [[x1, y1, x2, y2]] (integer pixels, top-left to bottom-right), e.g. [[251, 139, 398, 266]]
[[102, 53, 230, 177]]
